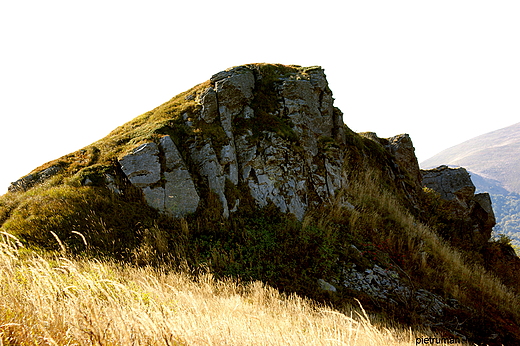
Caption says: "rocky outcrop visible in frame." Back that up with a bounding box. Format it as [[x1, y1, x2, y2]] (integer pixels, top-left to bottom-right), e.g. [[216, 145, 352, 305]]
[[315, 259, 471, 336], [422, 165, 475, 203], [339, 261, 476, 337], [8, 165, 62, 192], [386, 134, 422, 186], [421, 165, 496, 241], [360, 132, 422, 187], [115, 65, 349, 220], [4, 65, 351, 220], [119, 136, 200, 218], [4, 63, 514, 345], [343, 264, 410, 303]]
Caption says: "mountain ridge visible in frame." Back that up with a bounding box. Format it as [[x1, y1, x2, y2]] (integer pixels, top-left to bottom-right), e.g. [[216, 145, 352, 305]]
[[421, 121, 520, 192]]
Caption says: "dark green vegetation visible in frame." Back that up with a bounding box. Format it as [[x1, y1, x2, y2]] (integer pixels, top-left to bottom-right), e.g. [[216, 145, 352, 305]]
[[487, 192, 520, 249], [1, 64, 520, 344], [469, 171, 520, 250]]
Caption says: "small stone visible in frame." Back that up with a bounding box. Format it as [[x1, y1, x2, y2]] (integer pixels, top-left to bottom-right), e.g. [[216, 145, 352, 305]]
[[104, 174, 121, 195], [318, 279, 337, 292], [82, 177, 94, 186]]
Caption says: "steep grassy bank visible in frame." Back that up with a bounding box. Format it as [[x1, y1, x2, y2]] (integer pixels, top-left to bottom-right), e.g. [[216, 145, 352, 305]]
[[333, 164, 520, 340]]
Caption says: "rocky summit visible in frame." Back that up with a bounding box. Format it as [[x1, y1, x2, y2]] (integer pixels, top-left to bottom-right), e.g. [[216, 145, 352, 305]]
[[2, 64, 520, 345], [10, 65, 348, 221], [118, 65, 347, 220]]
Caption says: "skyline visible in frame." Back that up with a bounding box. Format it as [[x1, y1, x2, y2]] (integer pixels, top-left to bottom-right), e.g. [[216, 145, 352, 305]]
[[1, 1, 519, 193]]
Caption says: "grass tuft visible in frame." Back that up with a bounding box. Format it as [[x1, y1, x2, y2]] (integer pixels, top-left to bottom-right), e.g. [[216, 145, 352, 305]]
[[0, 235, 453, 345]]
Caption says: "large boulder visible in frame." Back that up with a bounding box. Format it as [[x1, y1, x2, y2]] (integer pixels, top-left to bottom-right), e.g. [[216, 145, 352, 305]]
[[119, 142, 161, 188], [119, 136, 200, 218], [422, 165, 475, 206], [421, 165, 496, 241], [189, 141, 229, 218], [160, 136, 200, 218], [470, 192, 496, 242]]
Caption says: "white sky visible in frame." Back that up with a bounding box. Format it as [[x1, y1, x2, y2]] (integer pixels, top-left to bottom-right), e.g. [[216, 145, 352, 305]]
[[1, 1, 519, 193]]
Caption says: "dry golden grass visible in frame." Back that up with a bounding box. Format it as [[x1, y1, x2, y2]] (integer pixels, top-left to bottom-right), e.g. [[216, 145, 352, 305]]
[[333, 167, 520, 323], [0, 233, 446, 346]]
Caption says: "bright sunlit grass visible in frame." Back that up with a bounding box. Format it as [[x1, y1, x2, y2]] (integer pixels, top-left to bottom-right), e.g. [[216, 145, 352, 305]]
[[0, 232, 442, 346]]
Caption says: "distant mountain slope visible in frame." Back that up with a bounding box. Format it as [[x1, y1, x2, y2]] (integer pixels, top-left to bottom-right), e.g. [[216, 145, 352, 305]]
[[421, 123, 520, 248], [469, 171, 510, 195], [421, 122, 520, 193]]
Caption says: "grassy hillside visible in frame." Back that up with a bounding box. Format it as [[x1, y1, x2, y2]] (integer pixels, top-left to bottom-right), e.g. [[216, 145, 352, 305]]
[[0, 232, 459, 346], [1, 64, 520, 344], [2, 148, 519, 343]]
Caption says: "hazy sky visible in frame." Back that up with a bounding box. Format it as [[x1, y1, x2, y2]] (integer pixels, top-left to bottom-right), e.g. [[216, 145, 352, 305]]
[[1, 1, 519, 193]]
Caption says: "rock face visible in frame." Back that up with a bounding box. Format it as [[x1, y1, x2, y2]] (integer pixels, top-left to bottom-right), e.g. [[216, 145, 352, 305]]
[[9, 165, 62, 192], [422, 165, 476, 203], [342, 264, 451, 323], [361, 132, 422, 187], [386, 134, 422, 186], [4, 63, 512, 344], [116, 65, 349, 220], [119, 136, 200, 218], [5, 65, 351, 221], [6, 64, 497, 232], [421, 165, 496, 241]]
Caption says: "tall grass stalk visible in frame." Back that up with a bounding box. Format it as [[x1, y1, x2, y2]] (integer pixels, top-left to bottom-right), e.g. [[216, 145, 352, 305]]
[[0, 234, 440, 345]]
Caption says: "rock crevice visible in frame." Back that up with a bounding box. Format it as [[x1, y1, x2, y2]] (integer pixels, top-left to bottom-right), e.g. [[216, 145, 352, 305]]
[[118, 65, 350, 220]]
